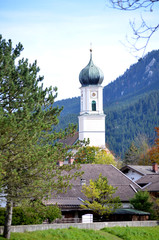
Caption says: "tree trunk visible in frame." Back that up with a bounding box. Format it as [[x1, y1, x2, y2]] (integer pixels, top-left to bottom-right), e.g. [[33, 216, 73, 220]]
[[3, 200, 13, 239]]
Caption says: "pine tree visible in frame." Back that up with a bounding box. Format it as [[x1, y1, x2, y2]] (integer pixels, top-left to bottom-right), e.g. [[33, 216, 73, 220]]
[[123, 142, 138, 164], [0, 35, 78, 239], [130, 191, 153, 213]]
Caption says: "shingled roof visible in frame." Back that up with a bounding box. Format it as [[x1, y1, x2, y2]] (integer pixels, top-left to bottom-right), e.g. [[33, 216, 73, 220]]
[[45, 164, 140, 207], [59, 132, 79, 146], [120, 165, 155, 176], [136, 174, 159, 192]]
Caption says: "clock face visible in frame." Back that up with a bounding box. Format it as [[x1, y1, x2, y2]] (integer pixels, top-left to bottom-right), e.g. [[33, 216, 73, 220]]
[[91, 91, 97, 98]]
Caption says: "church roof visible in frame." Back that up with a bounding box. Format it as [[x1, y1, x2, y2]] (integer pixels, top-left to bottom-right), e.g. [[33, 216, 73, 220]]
[[79, 49, 104, 86]]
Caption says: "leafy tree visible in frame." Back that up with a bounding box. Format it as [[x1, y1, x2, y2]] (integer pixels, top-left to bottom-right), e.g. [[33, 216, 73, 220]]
[[94, 149, 117, 166], [137, 137, 151, 165], [149, 127, 159, 164], [151, 196, 159, 219], [74, 146, 99, 164], [0, 35, 79, 239], [81, 174, 121, 216], [123, 135, 151, 165], [130, 191, 153, 213], [0, 204, 61, 225], [108, 0, 159, 56], [74, 146, 117, 165]]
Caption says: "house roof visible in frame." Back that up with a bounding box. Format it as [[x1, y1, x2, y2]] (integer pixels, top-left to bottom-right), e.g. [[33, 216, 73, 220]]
[[114, 208, 150, 215], [120, 165, 154, 176], [45, 164, 140, 206], [59, 132, 79, 146], [136, 174, 159, 191], [68, 164, 140, 189], [44, 197, 83, 206]]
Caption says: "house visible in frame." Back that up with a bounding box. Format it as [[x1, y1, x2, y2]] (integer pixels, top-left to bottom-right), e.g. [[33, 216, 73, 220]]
[[44, 164, 142, 222], [120, 163, 158, 182], [136, 174, 159, 197]]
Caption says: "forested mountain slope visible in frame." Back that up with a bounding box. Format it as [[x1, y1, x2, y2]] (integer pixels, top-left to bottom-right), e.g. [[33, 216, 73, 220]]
[[54, 50, 159, 157], [103, 50, 159, 106]]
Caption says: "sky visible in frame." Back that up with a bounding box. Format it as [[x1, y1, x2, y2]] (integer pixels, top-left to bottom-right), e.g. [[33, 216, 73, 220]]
[[0, 0, 159, 101]]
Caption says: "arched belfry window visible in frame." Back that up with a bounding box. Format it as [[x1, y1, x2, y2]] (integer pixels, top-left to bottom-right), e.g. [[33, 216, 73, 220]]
[[92, 100, 96, 111]]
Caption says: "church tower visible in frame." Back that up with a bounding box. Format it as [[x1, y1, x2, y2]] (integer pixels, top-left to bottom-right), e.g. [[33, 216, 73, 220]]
[[78, 49, 105, 148]]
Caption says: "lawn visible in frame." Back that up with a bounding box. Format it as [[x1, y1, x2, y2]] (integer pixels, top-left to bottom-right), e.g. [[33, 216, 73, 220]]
[[0, 226, 159, 240], [103, 226, 159, 240], [0, 227, 122, 240]]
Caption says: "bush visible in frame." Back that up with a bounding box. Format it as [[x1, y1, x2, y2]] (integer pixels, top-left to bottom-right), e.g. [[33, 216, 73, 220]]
[[0, 207, 5, 225], [0, 205, 61, 225]]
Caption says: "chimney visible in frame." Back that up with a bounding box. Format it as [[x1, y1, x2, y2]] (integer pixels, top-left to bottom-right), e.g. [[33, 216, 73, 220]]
[[152, 163, 158, 173], [68, 158, 74, 165], [58, 160, 64, 166]]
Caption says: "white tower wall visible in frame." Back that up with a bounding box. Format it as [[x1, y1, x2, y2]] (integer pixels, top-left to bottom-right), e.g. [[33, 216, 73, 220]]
[[79, 85, 105, 148]]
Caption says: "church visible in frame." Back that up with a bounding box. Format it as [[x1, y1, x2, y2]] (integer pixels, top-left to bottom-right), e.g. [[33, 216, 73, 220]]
[[45, 49, 149, 223], [78, 48, 106, 148]]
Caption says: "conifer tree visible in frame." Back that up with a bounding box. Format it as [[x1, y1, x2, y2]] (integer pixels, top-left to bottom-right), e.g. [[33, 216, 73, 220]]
[[0, 35, 78, 239], [130, 191, 153, 213], [123, 142, 138, 164]]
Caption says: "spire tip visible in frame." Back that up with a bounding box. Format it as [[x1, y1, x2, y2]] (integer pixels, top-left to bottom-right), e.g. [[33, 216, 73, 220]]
[[90, 42, 92, 52]]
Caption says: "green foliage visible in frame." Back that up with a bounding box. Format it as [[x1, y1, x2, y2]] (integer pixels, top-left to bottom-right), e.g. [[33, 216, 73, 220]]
[[103, 226, 159, 240], [123, 142, 139, 165], [0, 35, 79, 238], [105, 90, 159, 158], [0, 205, 61, 226], [149, 127, 159, 165], [130, 191, 153, 213], [74, 146, 117, 165], [74, 146, 99, 164], [0, 208, 5, 226], [151, 196, 159, 220], [94, 149, 117, 166], [81, 174, 121, 216]]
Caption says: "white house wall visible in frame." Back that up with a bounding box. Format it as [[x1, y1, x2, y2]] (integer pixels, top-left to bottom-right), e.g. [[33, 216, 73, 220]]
[[125, 170, 143, 181]]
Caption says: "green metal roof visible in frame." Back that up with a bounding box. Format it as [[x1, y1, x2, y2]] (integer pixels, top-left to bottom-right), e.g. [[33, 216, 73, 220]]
[[113, 208, 150, 215]]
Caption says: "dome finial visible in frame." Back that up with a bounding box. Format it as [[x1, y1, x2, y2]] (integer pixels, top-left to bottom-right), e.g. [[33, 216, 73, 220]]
[[79, 46, 104, 86], [90, 42, 92, 52], [90, 42, 92, 60]]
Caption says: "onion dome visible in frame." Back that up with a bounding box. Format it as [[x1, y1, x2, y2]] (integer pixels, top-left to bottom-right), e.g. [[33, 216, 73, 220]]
[[79, 49, 104, 86]]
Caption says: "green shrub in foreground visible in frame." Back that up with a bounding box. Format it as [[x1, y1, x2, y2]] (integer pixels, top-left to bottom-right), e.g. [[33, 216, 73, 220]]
[[0, 205, 61, 226]]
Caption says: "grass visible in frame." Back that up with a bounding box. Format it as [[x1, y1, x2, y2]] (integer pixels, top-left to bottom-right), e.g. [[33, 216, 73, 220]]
[[102, 226, 159, 240], [0, 227, 122, 240], [0, 226, 159, 240]]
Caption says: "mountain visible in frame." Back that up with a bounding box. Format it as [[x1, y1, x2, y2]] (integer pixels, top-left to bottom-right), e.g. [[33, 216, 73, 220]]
[[103, 50, 159, 106], [54, 49, 159, 157]]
